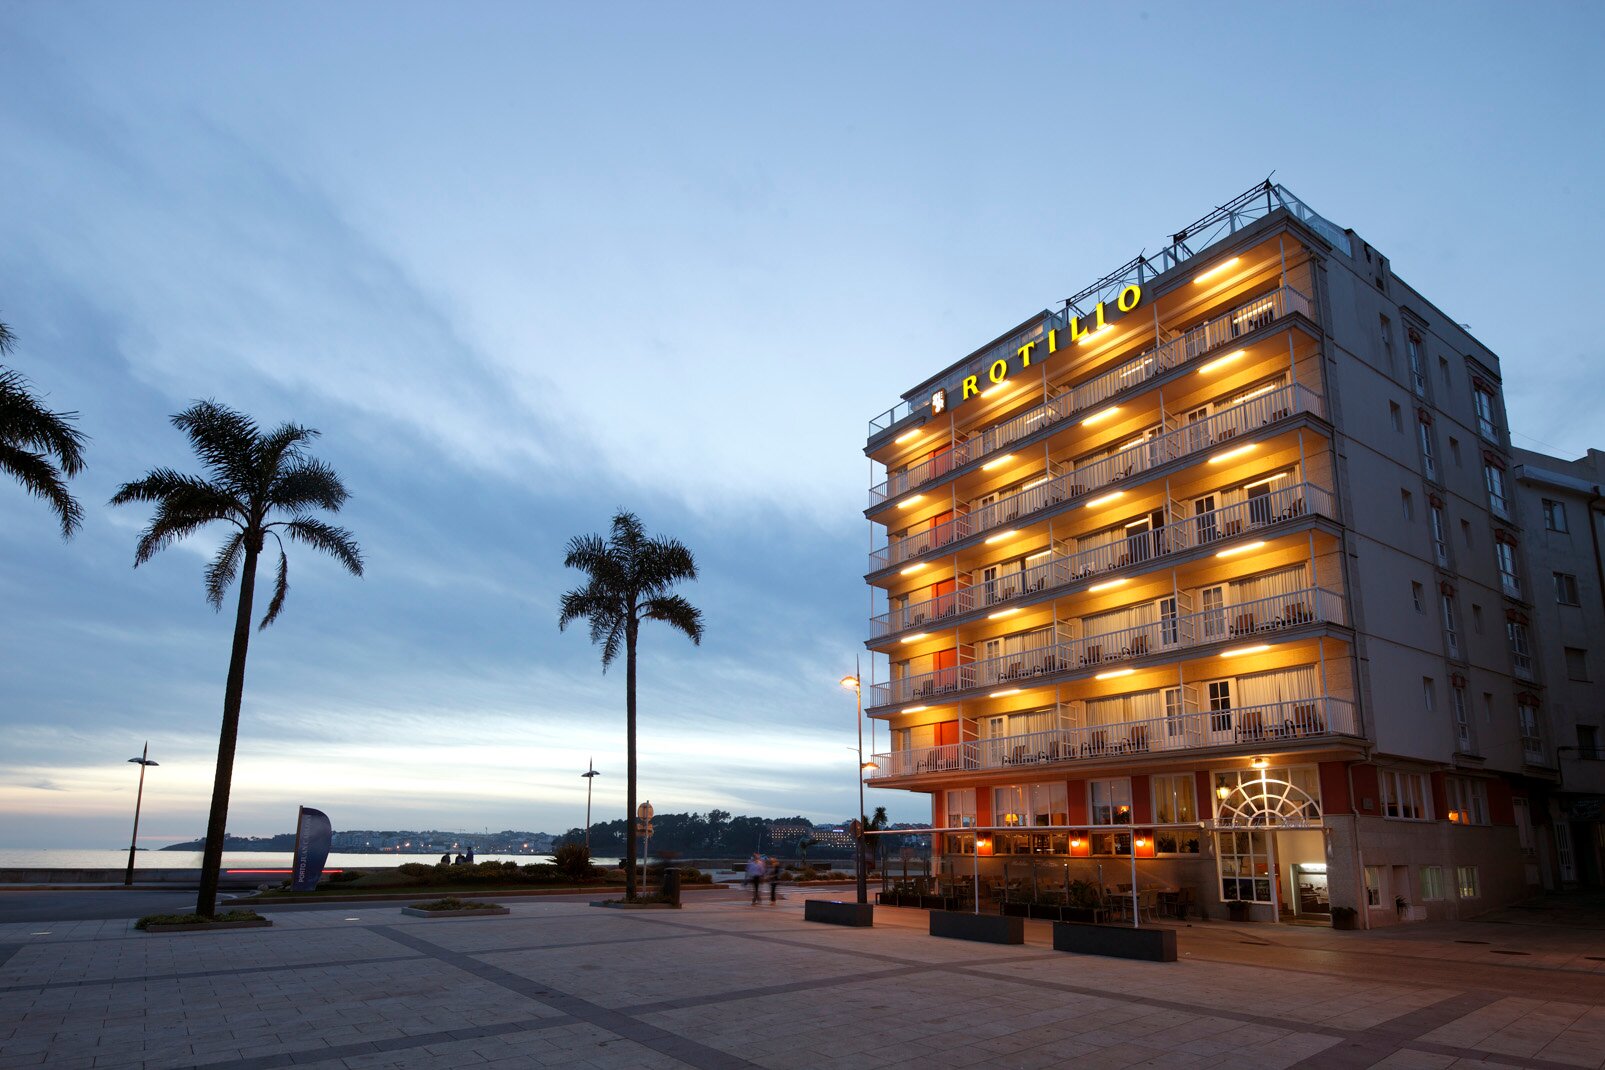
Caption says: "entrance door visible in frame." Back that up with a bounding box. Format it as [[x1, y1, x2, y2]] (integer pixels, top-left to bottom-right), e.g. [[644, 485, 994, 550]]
[[1293, 865, 1331, 916]]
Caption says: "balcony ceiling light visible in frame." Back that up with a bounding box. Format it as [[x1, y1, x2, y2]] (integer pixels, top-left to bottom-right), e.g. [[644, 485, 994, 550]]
[[1087, 578, 1128, 592], [900, 632, 930, 643], [1021, 476, 1050, 490], [902, 705, 930, 713], [1220, 644, 1271, 658], [898, 494, 925, 508], [1095, 668, 1135, 680], [987, 608, 1020, 619], [981, 454, 1015, 471], [899, 563, 928, 575], [984, 530, 1020, 545], [1085, 491, 1124, 509], [1082, 406, 1120, 426], [989, 688, 1022, 698], [1077, 324, 1115, 346], [982, 381, 1018, 399], [1198, 349, 1248, 375], [1250, 756, 1269, 769], [1215, 540, 1267, 559], [1193, 256, 1242, 285], [1209, 444, 1257, 465], [894, 429, 922, 445], [1242, 472, 1289, 489], [1025, 549, 1053, 561]]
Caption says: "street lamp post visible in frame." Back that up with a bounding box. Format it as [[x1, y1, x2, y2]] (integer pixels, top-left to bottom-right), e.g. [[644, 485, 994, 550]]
[[839, 670, 878, 905], [124, 743, 159, 887], [581, 759, 600, 852]]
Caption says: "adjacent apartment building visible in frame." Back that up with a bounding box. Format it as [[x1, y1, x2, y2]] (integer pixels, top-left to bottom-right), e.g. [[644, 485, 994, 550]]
[[859, 181, 1603, 925]]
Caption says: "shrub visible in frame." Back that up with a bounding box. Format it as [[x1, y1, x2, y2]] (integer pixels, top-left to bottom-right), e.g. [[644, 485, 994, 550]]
[[554, 842, 593, 880], [326, 870, 364, 884], [136, 909, 263, 930], [410, 897, 502, 911]]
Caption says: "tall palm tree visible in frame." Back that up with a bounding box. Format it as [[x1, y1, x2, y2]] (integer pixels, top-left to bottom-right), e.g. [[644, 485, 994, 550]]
[[559, 511, 703, 901], [0, 321, 87, 537], [112, 400, 362, 916]]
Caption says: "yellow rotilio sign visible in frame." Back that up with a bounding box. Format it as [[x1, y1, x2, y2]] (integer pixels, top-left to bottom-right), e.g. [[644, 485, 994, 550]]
[[959, 284, 1143, 402]]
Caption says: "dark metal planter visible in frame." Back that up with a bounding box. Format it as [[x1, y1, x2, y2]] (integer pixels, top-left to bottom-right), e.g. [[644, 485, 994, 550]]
[[930, 910, 1024, 944], [1052, 921, 1176, 962]]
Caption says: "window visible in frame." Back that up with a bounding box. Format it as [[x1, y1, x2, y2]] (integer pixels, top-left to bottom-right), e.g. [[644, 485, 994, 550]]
[[1430, 505, 1449, 566], [1496, 541, 1520, 596], [1407, 335, 1426, 397], [1419, 419, 1437, 479], [1222, 831, 1274, 903], [1474, 386, 1499, 440], [1439, 356, 1451, 388], [1411, 582, 1425, 613], [1445, 777, 1489, 824], [1449, 436, 1462, 466], [1555, 572, 1581, 605], [1421, 866, 1446, 901], [1441, 595, 1460, 657], [1380, 315, 1395, 371], [1452, 684, 1472, 751], [1485, 464, 1508, 517], [1566, 648, 1590, 681], [1381, 770, 1432, 820], [993, 786, 1027, 827], [1456, 866, 1481, 899], [1471, 603, 1483, 633], [1207, 679, 1232, 733], [1543, 499, 1568, 533], [1508, 620, 1532, 677], [1089, 778, 1133, 825], [1389, 401, 1403, 432], [1461, 519, 1474, 548], [1400, 489, 1414, 520], [1514, 798, 1533, 851], [1151, 774, 1197, 824], [1026, 782, 1068, 826], [1421, 677, 1436, 713], [1518, 703, 1543, 761], [945, 789, 976, 828], [1579, 726, 1600, 761], [1364, 865, 1384, 907]]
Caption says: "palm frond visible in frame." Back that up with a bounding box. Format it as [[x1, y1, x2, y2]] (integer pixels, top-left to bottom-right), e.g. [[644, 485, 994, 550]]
[[253, 421, 318, 492], [0, 368, 88, 477], [204, 529, 247, 609], [279, 517, 364, 576], [259, 536, 289, 630], [170, 400, 260, 490], [268, 457, 348, 513], [0, 441, 83, 537], [640, 594, 704, 644], [0, 322, 13, 354]]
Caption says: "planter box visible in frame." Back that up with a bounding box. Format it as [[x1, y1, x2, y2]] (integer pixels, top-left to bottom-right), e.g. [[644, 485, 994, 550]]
[[402, 905, 511, 918], [140, 918, 273, 933], [930, 910, 1024, 945], [1226, 903, 1253, 923], [1000, 902, 1031, 918], [590, 900, 678, 910], [1063, 907, 1105, 924], [1028, 903, 1065, 922], [1331, 912, 1358, 931], [1052, 921, 1176, 962], [804, 899, 874, 927], [921, 894, 959, 911]]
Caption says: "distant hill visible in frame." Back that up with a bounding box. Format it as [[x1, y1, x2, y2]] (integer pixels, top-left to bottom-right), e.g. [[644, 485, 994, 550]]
[[160, 834, 298, 852]]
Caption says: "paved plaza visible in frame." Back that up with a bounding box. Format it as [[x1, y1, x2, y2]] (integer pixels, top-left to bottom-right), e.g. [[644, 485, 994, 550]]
[[3, 889, 1605, 1069]]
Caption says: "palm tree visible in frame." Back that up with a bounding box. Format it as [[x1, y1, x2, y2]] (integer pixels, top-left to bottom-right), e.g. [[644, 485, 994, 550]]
[[559, 511, 703, 901], [111, 400, 363, 916], [0, 321, 87, 537]]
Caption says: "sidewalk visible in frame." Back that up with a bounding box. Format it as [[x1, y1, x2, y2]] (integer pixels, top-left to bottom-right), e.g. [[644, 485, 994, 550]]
[[3, 890, 1603, 1068]]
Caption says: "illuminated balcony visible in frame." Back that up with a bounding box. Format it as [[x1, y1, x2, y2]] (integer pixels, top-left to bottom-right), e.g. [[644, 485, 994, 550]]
[[870, 382, 1326, 572], [868, 286, 1315, 507], [869, 584, 1345, 711], [870, 480, 1335, 639], [867, 695, 1359, 780]]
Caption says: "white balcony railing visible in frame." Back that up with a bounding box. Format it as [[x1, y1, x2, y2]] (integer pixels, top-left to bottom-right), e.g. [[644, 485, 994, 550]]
[[868, 696, 1359, 779], [871, 382, 1324, 571], [871, 481, 1335, 637], [869, 285, 1315, 506], [872, 585, 1345, 708]]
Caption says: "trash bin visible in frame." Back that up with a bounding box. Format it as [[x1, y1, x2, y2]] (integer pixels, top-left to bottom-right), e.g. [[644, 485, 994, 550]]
[[661, 867, 682, 906]]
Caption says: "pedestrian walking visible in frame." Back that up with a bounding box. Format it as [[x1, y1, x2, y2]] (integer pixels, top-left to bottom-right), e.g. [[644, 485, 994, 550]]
[[766, 856, 781, 903], [745, 853, 765, 905]]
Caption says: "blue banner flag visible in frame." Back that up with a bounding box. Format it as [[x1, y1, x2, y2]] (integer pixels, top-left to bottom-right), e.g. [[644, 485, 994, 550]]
[[291, 807, 333, 892]]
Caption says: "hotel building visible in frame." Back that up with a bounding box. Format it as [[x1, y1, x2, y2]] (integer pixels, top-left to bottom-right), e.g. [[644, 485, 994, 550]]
[[859, 181, 1594, 925]]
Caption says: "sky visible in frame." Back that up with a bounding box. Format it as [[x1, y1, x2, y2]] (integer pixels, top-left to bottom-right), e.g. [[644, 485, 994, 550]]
[[1, 2, 1602, 849]]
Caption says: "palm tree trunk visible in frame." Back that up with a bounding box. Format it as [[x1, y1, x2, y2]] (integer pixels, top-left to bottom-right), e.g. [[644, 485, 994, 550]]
[[624, 621, 638, 901], [196, 540, 258, 916]]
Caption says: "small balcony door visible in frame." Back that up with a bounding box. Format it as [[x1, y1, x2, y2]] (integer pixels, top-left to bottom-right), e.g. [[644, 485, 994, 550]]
[[1206, 679, 1234, 746], [1193, 494, 1218, 543]]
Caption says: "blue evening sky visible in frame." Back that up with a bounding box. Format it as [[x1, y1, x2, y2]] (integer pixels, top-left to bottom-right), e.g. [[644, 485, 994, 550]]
[[1, 2, 1601, 847]]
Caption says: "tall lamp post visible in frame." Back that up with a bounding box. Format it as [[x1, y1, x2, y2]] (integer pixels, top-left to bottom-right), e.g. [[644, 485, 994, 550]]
[[124, 743, 159, 887], [839, 671, 878, 905], [581, 758, 600, 852]]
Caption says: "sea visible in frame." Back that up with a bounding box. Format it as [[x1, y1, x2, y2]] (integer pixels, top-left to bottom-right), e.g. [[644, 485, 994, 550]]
[[0, 849, 623, 871]]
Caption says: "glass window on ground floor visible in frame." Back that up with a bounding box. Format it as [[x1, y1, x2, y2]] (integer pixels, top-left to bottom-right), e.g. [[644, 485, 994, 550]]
[[1220, 830, 1273, 902], [1152, 773, 1201, 855], [944, 789, 976, 854], [1364, 865, 1385, 907], [1090, 777, 1134, 825], [1421, 865, 1446, 901], [1456, 865, 1480, 899]]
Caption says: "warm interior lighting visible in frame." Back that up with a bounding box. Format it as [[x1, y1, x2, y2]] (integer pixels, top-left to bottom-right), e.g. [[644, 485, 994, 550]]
[[1221, 644, 1271, 658], [1242, 472, 1289, 489], [900, 632, 930, 643], [1095, 669, 1135, 680], [839, 675, 860, 690], [894, 429, 922, 445], [1070, 837, 1083, 849], [902, 705, 929, 713], [899, 563, 927, 575], [1118, 358, 1153, 379], [990, 688, 1022, 698], [1251, 756, 1269, 769], [981, 454, 1016, 471], [1082, 406, 1120, 426], [1216, 785, 1231, 800], [1215, 540, 1267, 559], [1085, 491, 1124, 509], [1198, 349, 1247, 375], [1087, 578, 1128, 592], [1135, 836, 1148, 849], [898, 494, 925, 508], [1447, 809, 1462, 823], [984, 530, 1020, 545], [1209, 444, 1257, 465], [988, 608, 1020, 620], [1192, 256, 1241, 285]]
